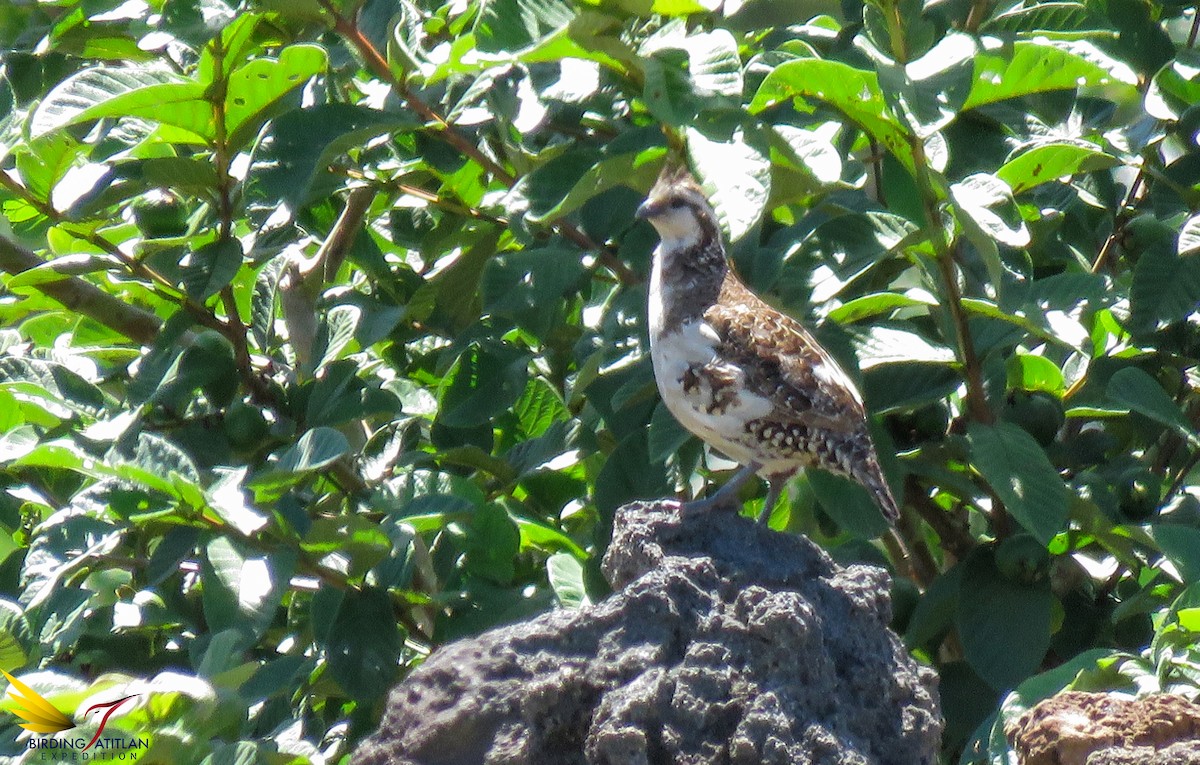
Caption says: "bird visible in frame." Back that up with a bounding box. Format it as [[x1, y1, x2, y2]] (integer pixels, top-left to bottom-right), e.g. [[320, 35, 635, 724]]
[[636, 163, 899, 526]]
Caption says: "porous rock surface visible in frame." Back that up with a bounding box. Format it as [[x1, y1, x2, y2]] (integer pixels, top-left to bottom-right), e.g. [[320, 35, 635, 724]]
[[1006, 690, 1200, 765], [354, 500, 942, 765]]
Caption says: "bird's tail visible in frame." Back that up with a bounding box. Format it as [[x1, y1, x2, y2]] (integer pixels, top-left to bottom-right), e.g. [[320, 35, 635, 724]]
[[856, 460, 900, 525]]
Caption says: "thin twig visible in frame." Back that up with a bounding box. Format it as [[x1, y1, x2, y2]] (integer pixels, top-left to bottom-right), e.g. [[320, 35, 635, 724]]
[[906, 138, 993, 424], [1090, 169, 1145, 274], [964, 0, 991, 33], [908, 476, 975, 561]]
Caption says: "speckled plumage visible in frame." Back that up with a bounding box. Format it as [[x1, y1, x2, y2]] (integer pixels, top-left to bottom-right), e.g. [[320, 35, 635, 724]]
[[638, 165, 899, 524]]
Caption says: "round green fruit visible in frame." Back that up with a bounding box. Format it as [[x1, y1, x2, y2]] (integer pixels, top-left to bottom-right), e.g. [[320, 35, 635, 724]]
[[132, 192, 188, 238], [887, 402, 949, 449], [182, 329, 235, 369], [225, 400, 269, 449], [1115, 468, 1162, 521], [995, 534, 1050, 584], [1002, 390, 1065, 446]]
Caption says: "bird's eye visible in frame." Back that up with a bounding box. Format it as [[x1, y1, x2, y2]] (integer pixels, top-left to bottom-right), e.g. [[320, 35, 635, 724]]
[[669, 199, 688, 210]]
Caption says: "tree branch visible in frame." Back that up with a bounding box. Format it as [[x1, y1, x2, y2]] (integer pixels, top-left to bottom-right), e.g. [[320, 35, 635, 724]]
[[0, 233, 162, 345]]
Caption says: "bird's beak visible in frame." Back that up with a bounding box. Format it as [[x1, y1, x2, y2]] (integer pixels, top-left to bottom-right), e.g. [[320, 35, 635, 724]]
[[636, 199, 663, 220]]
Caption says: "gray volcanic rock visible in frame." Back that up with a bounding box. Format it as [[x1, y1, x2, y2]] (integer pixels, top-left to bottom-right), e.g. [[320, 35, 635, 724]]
[[1087, 742, 1200, 765], [353, 500, 942, 765]]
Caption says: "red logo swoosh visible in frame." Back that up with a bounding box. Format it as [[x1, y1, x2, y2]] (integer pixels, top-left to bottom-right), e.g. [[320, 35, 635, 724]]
[[81, 695, 137, 751]]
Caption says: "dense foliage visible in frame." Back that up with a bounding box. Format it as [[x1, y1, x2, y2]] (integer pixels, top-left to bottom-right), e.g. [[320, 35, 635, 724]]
[[1, 0, 1200, 762]]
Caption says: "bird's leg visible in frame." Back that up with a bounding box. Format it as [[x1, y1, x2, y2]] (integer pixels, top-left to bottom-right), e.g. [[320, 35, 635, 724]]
[[758, 480, 785, 525], [682, 461, 761, 515]]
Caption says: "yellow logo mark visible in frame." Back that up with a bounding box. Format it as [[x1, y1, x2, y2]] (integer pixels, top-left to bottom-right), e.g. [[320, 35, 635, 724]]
[[1, 670, 75, 735]]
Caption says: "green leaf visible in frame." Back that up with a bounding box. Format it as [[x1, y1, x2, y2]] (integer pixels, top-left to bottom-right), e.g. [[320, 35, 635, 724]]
[[1146, 49, 1200, 121], [967, 422, 1069, 544], [305, 360, 368, 427], [0, 599, 31, 672], [1129, 240, 1200, 333], [438, 342, 530, 429], [302, 516, 391, 576], [1107, 368, 1200, 448], [960, 298, 1075, 349], [594, 431, 668, 514], [1176, 607, 1200, 632], [686, 125, 771, 242], [0, 425, 37, 464], [770, 125, 842, 185], [314, 304, 360, 372], [512, 378, 569, 438], [251, 254, 287, 349], [863, 362, 953, 419], [14, 133, 80, 202], [430, 230, 501, 332], [515, 518, 588, 559], [853, 326, 956, 366], [803, 212, 918, 302], [956, 547, 1054, 691], [751, 58, 916, 173], [518, 148, 602, 221], [181, 239, 243, 301], [547, 552, 589, 608], [682, 29, 743, 98], [1178, 213, 1200, 258], [827, 292, 937, 324], [0, 356, 106, 418], [207, 468, 268, 536], [1005, 354, 1064, 395], [474, 0, 575, 52], [996, 140, 1118, 195], [5, 253, 121, 289], [201, 537, 292, 643], [250, 104, 417, 211], [323, 587, 402, 699], [275, 427, 349, 473], [116, 156, 220, 199], [526, 146, 666, 224], [31, 67, 211, 140], [648, 402, 692, 462], [808, 470, 891, 538], [223, 45, 329, 151], [981, 3, 1115, 40], [962, 41, 1138, 111], [466, 503, 521, 584], [950, 174, 1030, 248]]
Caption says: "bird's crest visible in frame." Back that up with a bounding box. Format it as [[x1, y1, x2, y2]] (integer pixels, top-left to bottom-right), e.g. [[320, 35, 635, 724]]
[[648, 162, 701, 198], [642, 162, 713, 218]]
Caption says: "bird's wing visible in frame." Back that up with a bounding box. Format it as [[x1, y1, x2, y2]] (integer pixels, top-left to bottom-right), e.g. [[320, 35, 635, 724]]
[[703, 291, 867, 434]]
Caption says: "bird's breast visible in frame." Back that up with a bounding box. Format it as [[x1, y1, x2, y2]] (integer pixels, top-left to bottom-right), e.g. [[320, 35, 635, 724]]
[[649, 317, 773, 462]]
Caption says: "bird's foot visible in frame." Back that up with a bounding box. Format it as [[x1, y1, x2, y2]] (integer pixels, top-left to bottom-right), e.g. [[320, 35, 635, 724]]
[[680, 493, 743, 516], [679, 461, 763, 518]]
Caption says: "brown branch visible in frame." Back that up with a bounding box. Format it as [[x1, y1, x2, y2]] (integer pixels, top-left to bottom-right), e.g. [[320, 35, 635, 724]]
[[393, 179, 507, 226], [964, 0, 991, 33], [317, 0, 640, 286], [905, 134, 993, 425], [0, 233, 162, 345], [1090, 169, 1145, 274], [907, 475, 975, 561], [0, 172, 226, 335], [936, 250, 992, 423], [321, 186, 376, 281]]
